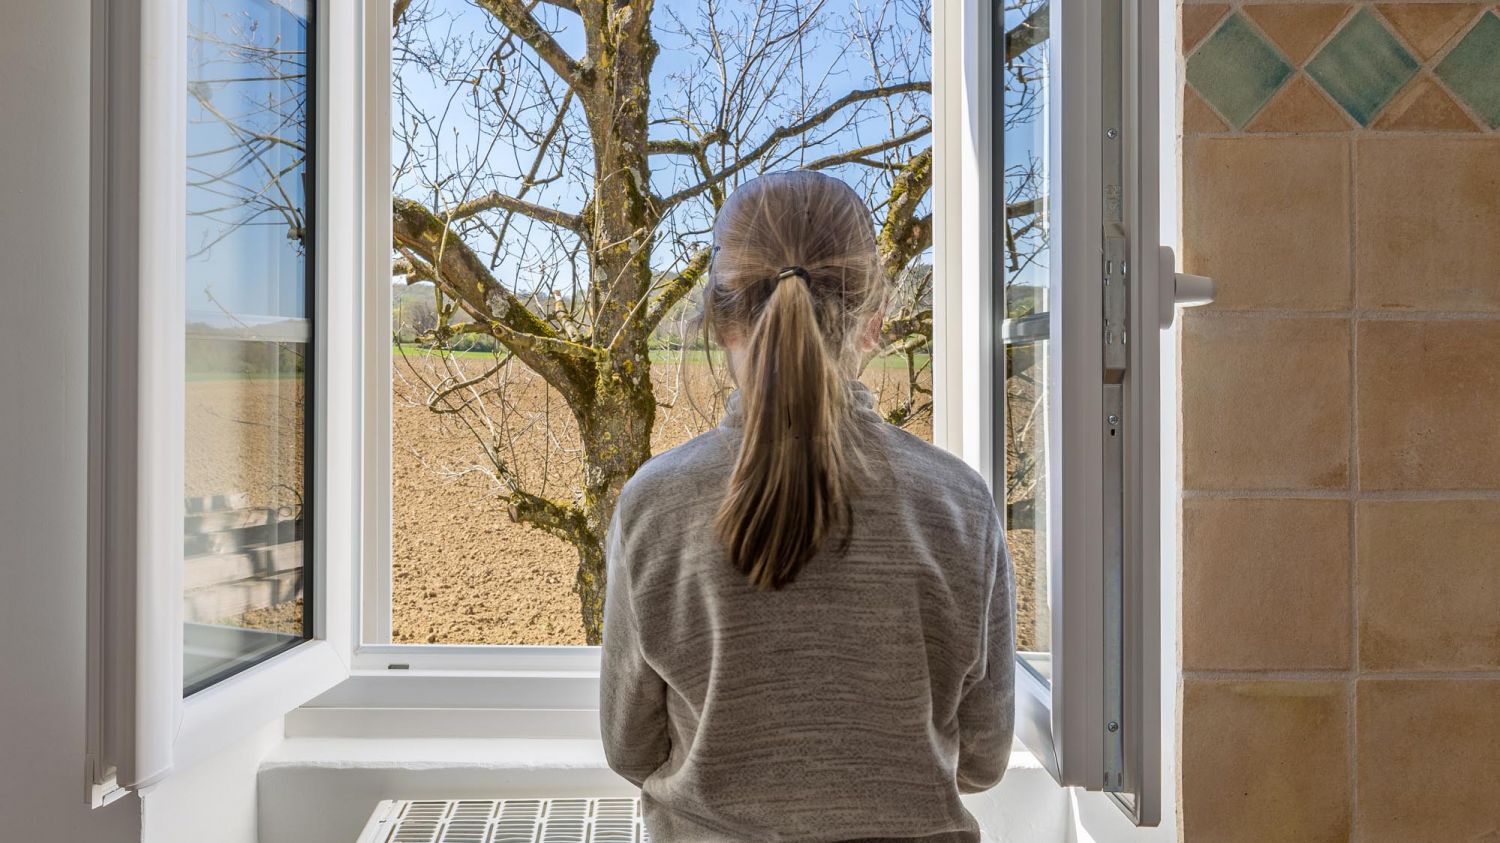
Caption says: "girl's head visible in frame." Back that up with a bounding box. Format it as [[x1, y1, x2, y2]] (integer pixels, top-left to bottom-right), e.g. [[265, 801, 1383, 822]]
[[704, 170, 887, 590]]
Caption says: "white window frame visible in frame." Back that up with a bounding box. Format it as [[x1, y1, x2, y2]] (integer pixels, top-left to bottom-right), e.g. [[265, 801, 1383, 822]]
[[87, 0, 1173, 828], [88, 0, 360, 800], [938, 0, 1168, 824], [353, 0, 983, 676], [1034, 0, 1166, 823], [353, 0, 603, 678], [347, 0, 992, 693]]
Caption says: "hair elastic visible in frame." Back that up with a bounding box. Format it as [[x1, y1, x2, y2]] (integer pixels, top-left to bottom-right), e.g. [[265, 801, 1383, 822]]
[[776, 266, 810, 283]]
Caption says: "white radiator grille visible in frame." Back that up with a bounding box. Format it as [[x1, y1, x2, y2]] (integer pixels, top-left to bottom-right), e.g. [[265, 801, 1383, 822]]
[[359, 798, 650, 843]]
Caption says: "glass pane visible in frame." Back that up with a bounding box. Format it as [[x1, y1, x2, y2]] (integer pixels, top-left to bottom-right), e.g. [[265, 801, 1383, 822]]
[[1005, 337, 1050, 669], [388, 0, 933, 645], [184, 0, 313, 694], [1001, 0, 1053, 678]]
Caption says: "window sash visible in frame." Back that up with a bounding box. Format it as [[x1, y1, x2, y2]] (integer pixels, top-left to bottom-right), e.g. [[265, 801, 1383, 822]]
[[181, 0, 318, 697], [1038, 0, 1165, 824], [89, 0, 356, 798]]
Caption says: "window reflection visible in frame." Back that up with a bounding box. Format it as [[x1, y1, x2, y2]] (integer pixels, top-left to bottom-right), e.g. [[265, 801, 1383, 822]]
[[184, 0, 313, 694], [1001, 0, 1053, 674]]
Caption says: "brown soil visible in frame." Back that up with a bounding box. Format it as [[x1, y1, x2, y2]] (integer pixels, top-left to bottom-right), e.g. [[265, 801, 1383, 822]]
[[185, 374, 306, 634], [390, 352, 1040, 650], [185, 375, 304, 505], [181, 354, 1041, 652]]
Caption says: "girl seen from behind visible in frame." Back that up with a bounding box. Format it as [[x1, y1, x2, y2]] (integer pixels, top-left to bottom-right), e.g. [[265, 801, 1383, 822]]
[[601, 170, 1015, 842]]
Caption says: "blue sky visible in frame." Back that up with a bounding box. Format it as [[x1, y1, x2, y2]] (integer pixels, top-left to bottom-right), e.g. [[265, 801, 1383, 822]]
[[181, 0, 1046, 321], [391, 0, 934, 297], [186, 0, 311, 327], [999, 1, 1051, 298]]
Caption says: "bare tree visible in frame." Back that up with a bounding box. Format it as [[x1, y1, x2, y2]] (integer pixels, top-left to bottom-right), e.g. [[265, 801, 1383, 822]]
[[391, 0, 1048, 641]]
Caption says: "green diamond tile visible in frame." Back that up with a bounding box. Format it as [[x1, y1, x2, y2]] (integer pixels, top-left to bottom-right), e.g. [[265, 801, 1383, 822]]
[[1435, 12, 1500, 129], [1306, 8, 1420, 126], [1186, 13, 1294, 129]]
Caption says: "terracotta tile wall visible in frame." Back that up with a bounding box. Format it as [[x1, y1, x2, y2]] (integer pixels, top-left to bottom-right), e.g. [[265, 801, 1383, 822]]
[[1177, 2, 1500, 839]]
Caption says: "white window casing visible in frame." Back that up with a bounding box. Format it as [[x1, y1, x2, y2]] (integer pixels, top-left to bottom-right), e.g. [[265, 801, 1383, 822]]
[[1023, 0, 1169, 823]]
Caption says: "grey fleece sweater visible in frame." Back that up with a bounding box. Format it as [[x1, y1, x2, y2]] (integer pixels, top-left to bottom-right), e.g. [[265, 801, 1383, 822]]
[[600, 384, 1015, 842]]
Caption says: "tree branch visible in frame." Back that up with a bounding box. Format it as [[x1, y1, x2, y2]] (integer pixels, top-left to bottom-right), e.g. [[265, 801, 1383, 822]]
[[658, 81, 931, 208], [393, 248, 437, 284], [1007, 2, 1050, 64], [880, 309, 932, 348], [645, 138, 701, 155], [420, 354, 507, 415], [645, 127, 728, 156], [450, 189, 585, 234], [489, 319, 602, 362], [508, 492, 589, 546], [643, 247, 711, 334], [878, 147, 934, 282], [392, 197, 594, 395], [1007, 196, 1045, 219], [803, 123, 931, 172], [476, 0, 584, 89]]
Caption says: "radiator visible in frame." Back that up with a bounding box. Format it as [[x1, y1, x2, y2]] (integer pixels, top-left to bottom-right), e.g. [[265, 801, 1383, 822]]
[[355, 798, 650, 843]]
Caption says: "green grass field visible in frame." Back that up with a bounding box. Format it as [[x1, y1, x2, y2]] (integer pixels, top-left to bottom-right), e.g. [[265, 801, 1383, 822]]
[[393, 344, 931, 371], [185, 345, 930, 382]]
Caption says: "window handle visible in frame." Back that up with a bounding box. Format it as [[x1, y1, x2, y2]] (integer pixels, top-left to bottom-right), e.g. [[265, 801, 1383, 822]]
[[1156, 246, 1216, 329]]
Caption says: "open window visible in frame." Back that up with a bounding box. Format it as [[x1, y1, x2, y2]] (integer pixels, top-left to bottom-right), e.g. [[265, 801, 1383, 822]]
[[361, 0, 1170, 824], [90, 0, 1176, 828], [364, 0, 939, 655], [968, 0, 1171, 823], [1015, 0, 1170, 822], [88, 0, 357, 798]]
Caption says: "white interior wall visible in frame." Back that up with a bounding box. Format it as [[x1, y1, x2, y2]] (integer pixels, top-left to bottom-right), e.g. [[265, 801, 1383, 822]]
[[141, 719, 283, 843], [0, 4, 286, 840], [0, 0, 141, 838]]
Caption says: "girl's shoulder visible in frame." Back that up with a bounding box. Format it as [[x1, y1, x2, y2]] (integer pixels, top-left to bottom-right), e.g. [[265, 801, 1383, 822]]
[[874, 422, 994, 508], [617, 427, 735, 517]]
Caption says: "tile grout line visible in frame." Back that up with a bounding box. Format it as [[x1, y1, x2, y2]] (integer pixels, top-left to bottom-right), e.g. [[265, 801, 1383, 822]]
[[1181, 5, 1500, 837], [1183, 669, 1500, 681], [1182, 488, 1500, 499], [1186, 0, 1500, 136], [1413, 5, 1500, 137], [1184, 129, 1497, 137], [1363, 0, 1496, 141], [1347, 132, 1361, 841], [1184, 308, 1500, 321]]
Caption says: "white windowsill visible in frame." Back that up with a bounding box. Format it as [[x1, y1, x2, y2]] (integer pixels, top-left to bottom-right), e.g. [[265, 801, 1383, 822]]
[[257, 733, 1065, 843], [272, 675, 1066, 842], [264, 736, 620, 774]]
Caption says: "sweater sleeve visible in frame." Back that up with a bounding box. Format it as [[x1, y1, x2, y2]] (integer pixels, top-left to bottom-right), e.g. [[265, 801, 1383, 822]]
[[599, 510, 671, 787], [955, 512, 1016, 793]]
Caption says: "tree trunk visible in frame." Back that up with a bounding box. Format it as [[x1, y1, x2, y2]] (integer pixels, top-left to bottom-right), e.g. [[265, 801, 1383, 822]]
[[569, 2, 659, 643], [572, 350, 655, 642], [399, 0, 938, 643]]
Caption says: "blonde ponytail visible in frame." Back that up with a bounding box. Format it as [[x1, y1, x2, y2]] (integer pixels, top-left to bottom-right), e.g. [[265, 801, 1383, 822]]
[[705, 172, 886, 589], [719, 270, 853, 589]]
